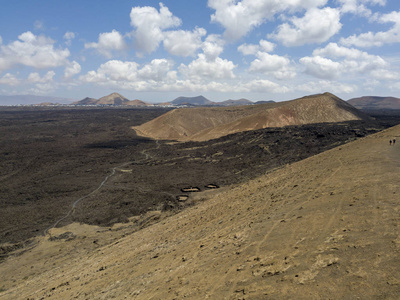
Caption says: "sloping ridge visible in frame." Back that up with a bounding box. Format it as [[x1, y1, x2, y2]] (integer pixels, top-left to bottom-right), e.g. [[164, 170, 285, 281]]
[[348, 96, 400, 110], [2, 125, 400, 299], [133, 92, 372, 141]]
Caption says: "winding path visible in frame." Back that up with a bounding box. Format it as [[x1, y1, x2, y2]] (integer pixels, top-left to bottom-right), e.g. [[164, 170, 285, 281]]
[[43, 141, 160, 236]]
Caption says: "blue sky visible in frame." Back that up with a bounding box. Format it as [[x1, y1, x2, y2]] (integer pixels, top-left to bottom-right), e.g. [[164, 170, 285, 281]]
[[0, 0, 399, 103]]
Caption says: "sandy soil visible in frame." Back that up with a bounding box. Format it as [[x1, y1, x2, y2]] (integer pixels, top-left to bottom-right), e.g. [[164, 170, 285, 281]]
[[1, 125, 400, 299]]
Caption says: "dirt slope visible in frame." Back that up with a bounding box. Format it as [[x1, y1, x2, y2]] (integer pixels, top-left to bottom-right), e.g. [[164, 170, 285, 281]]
[[133, 93, 372, 141], [1, 124, 400, 299]]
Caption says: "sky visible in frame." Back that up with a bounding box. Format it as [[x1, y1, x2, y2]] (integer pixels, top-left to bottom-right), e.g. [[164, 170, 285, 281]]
[[0, 0, 399, 103]]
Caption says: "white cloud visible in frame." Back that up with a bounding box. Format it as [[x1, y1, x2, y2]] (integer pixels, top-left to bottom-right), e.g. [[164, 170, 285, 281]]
[[201, 34, 225, 60], [130, 3, 181, 55], [340, 11, 400, 47], [85, 30, 127, 58], [28, 82, 57, 95], [208, 0, 328, 40], [238, 40, 276, 56], [64, 61, 81, 79], [269, 7, 342, 47], [179, 54, 236, 81], [0, 31, 70, 73], [34, 20, 44, 30], [28, 70, 55, 83], [338, 0, 386, 17], [240, 79, 289, 93], [80, 60, 139, 83], [240, 41, 295, 80], [80, 58, 176, 85], [163, 27, 206, 57], [63, 32, 75, 46], [238, 43, 259, 56], [371, 69, 400, 80], [300, 43, 388, 79], [297, 80, 357, 94], [137, 58, 174, 81], [260, 40, 276, 53], [313, 43, 387, 72], [300, 56, 341, 79], [249, 52, 291, 72], [0, 73, 20, 86]]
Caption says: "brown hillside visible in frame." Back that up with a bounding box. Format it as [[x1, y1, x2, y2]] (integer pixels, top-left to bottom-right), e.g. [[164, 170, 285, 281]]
[[125, 99, 151, 106], [1, 125, 400, 299], [348, 96, 400, 110], [96, 92, 129, 105], [133, 93, 372, 141]]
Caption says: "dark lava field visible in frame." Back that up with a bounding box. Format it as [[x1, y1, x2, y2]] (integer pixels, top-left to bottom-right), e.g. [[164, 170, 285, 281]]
[[0, 107, 397, 254]]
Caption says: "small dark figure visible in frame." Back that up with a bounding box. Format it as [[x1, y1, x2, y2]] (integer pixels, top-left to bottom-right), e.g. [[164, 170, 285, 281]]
[[390, 140, 392, 145], [393, 139, 396, 145]]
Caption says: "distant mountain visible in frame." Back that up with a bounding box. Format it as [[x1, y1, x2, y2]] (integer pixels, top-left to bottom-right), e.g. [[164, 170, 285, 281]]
[[73, 93, 152, 106], [219, 99, 253, 106], [254, 100, 275, 105], [171, 95, 214, 106], [125, 99, 152, 107], [75, 97, 98, 105], [347, 96, 400, 110], [0, 95, 75, 106], [96, 93, 130, 105]]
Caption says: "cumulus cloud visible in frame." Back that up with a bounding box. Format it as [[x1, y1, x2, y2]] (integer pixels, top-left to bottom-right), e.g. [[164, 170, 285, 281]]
[[239, 40, 295, 79], [85, 30, 127, 58], [340, 11, 400, 47], [300, 56, 341, 79], [249, 53, 292, 74], [28, 71, 55, 83], [240, 79, 289, 93], [300, 43, 388, 79], [80, 59, 179, 91], [201, 34, 225, 60], [0, 31, 70, 73], [163, 27, 206, 57], [80, 60, 139, 83], [269, 7, 342, 47], [0, 73, 20, 86], [137, 58, 175, 81], [179, 54, 236, 81], [63, 32, 75, 46], [297, 80, 357, 94], [130, 3, 181, 55], [80, 58, 176, 84], [371, 69, 400, 81], [64, 61, 81, 79], [338, 0, 386, 17], [238, 40, 276, 56], [208, 0, 328, 40]]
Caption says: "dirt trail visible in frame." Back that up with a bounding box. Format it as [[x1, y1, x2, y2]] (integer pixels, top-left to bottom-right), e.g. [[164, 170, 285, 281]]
[[43, 140, 160, 236], [1, 126, 400, 299]]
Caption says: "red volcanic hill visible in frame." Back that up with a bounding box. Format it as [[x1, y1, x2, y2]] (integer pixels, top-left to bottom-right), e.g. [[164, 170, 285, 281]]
[[133, 92, 373, 141], [73, 93, 152, 106]]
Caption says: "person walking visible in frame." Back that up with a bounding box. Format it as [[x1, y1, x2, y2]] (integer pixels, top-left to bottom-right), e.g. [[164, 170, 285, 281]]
[[390, 139, 392, 145], [393, 139, 396, 145]]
